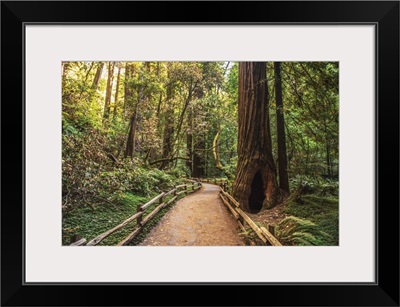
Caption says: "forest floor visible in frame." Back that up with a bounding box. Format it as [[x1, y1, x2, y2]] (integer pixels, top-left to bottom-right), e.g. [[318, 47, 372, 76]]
[[139, 183, 245, 246], [247, 201, 289, 227]]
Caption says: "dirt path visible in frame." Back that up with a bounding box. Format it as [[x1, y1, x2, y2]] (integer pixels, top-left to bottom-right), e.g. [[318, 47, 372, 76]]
[[139, 183, 245, 246]]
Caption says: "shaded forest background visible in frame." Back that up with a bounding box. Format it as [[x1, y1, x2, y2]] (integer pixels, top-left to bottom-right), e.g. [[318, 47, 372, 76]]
[[62, 61, 339, 246]]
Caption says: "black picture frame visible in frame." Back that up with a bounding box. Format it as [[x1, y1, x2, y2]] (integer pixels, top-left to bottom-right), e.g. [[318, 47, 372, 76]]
[[1, 1, 399, 306]]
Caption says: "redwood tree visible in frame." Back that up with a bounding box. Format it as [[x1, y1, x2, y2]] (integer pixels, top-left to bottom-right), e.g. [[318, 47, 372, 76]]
[[232, 62, 281, 212], [274, 62, 290, 193]]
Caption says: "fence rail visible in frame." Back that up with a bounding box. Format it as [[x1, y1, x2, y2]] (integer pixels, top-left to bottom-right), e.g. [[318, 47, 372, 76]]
[[199, 178, 229, 191], [219, 188, 282, 246], [70, 177, 281, 246], [201, 178, 282, 246], [70, 181, 202, 246]]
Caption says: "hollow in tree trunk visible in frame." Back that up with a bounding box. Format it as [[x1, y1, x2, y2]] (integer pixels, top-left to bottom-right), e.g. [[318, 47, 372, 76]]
[[232, 62, 281, 213]]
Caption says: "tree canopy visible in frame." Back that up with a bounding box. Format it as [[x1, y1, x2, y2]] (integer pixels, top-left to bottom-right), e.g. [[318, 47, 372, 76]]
[[62, 61, 339, 246]]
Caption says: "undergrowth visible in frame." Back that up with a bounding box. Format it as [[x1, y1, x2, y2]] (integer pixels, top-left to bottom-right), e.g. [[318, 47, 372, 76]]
[[62, 120, 187, 245], [62, 191, 189, 246], [276, 180, 339, 246]]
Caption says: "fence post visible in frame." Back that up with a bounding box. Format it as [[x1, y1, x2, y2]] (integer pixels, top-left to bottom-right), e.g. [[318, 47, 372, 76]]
[[174, 186, 177, 196], [70, 234, 81, 244], [268, 224, 275, 237], [159, 195, 164, 206], [137, 204, 143, 225]]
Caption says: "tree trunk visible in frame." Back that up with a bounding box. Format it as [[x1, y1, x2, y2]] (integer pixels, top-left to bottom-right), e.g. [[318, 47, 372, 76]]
[[326, 141, 332, 177], [103, 62, 115, 120], [113, 64, 121, 119], [78, 62, 95, 100], [124, 92, 141, 159], [160, 109, 175, 169], [213, 124, 234, 180], [274, 62, 290, 193], [91, 62, 104, 90], [186, 107, 193, 173], [232, 62, 281, 212], [175, 80, 196, 146], [124, 63, 134, 117], [160, 76, 175, 169], [192, 133, 205, 177], [62, 62, 70, 94], [124, 112, 137, 159], [213, 129, 224, 171]]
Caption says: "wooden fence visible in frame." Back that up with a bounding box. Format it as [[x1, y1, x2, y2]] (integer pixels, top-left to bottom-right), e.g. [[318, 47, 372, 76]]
[[219, 188, 282, 246], [201, 178, 282, 246], [70, 181, 202, 246], [199, 178, 230, 192]]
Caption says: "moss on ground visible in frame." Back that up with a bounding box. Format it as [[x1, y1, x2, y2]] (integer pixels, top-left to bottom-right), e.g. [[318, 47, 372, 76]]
[[62, 190, 188, 246], [276, 194, 339, 246]]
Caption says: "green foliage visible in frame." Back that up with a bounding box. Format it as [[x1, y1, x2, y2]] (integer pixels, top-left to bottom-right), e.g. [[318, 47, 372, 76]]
[[62, 192, 150, 245], [63, 188, 190, 245], [62, 61, 339, 246], [290, 175, 339, 196], [276, 193, 339, 246], [132, 167, 179, 195], [276, 216, 332, 246], [166, 165, 190, 179], [62, 121, 181, 213], [226, 62, 238, 105], [273, 62, 339, 178]]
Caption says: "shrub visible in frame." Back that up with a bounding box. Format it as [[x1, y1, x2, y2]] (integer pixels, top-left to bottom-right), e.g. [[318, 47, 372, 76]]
[[276, 216, 334, 246]]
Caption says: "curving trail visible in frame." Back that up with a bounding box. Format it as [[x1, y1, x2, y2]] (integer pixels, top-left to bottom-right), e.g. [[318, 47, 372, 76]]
[[139, 183, 245, 246]]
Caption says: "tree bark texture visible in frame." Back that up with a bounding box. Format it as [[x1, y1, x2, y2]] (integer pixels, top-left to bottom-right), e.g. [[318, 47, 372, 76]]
[[124, 91, 142, 159], [113, 65, 121, 119], [186, 107, 193, 173], [91, 62, 104, 90], [103, 62, 115, 120], [212, 124, 234, 180], [192, 133, 205, 177], [160, 76, 175, 169], [124, 63, 135, 117], [274, 62, 290, 193], [232, 62, 281, 212]]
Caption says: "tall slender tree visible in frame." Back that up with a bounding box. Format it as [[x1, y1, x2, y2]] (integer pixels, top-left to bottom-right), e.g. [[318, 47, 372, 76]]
[[274, 62, 290, 193], [191, 87, 206, 178], [232, 62, 281, 212], [91, 62, 104, 90], [160, 71, 175, 169], [124, 89, 141, 159], [124, 63, 134, 117], [113, 64, 121, 119], [103, 62, 115, 120]]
